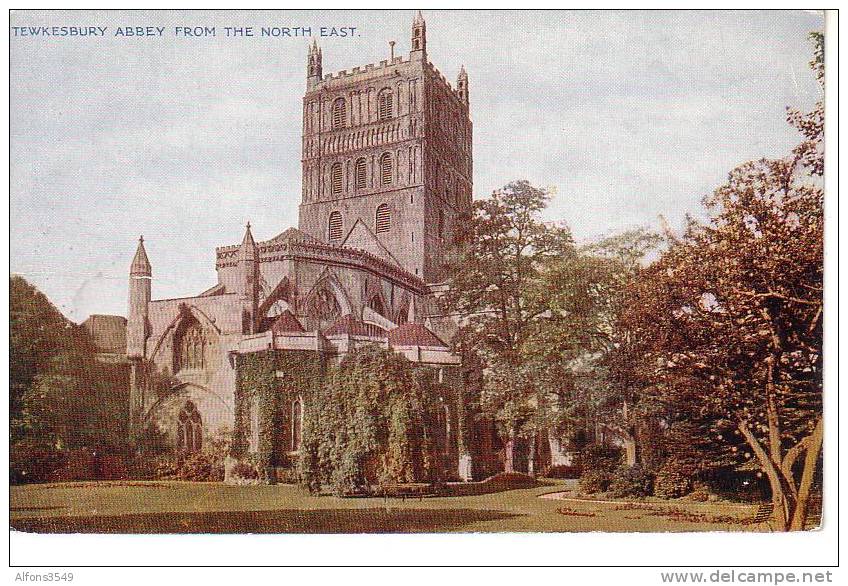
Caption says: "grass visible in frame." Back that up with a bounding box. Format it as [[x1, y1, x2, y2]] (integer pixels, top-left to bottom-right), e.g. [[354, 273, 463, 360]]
[[10, 479, 766, 534]]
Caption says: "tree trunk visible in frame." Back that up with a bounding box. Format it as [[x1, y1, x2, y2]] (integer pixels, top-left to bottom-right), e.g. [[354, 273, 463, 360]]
[[528, 433, 537, 477], [504, 428, 516, 473], [789, 418, 823, 531], [738, 421, 789, 530], [624, 435, 637, 467]]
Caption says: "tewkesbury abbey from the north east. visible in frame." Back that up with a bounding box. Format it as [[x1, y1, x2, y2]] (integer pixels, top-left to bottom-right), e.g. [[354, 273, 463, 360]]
[[82, 13, 567, 483]]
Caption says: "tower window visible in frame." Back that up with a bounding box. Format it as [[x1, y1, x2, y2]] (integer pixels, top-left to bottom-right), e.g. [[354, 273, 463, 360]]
[[355, 158, 367, 190], [375, 204, 391, 234], [379, 153, 393, 186], [331, 98, 347, 129], [330, 163, 343, 195], [328, 211, 343, 241], [378, 89, 394, 120], [330, 163, 342, 195]]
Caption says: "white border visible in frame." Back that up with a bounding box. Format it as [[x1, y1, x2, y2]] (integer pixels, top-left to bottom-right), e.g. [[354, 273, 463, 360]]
[[2, 3, 841, 576]]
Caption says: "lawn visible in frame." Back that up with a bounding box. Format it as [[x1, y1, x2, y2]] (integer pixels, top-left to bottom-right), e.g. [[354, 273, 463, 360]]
[[10, 479, 765, 534]]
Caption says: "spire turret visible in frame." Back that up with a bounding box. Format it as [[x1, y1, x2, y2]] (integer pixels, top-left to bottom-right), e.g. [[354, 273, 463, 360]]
[[307, 38, 322, 88], [238, 221, 258, 262], [457, 65, 469, 105], [130, 235, 151, 276], [411, 10, 427, 59], [237, 222, 260, 334]]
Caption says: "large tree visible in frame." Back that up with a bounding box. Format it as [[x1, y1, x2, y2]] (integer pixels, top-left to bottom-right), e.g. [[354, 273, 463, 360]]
[[443, 180, 613, 470], [615, 33, 824, 530]]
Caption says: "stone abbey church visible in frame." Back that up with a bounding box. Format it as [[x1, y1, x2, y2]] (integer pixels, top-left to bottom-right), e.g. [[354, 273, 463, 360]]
[[84, 14, 563, 483]]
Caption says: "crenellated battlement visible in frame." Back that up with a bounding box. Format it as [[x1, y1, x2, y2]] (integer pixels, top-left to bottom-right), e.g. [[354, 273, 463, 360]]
[[320, 55, 410, 84]]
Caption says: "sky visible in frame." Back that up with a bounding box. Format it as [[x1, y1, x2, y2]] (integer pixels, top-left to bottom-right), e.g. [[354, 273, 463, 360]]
[[10, 9, 824, 321]]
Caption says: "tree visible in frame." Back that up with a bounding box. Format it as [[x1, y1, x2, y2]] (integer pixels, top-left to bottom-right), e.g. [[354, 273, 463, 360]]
[[10, 276, 129, 483], [614, 33, 824, 530], [443, 180, 614, 470], [442, 181, 572, 468]]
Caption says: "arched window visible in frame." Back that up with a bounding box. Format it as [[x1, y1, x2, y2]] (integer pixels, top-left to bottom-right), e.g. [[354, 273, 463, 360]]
[[378, 89, 394, 120], [177, 401, 202, 453], [330, 162, 343, 195], [379, 153, 393, 186], [328, 211, 343, 241], [331, 98, 347, 129], [375, 204, 391, 234], [176, 319, 205, 372], [306, 287, 341, 322], [367, 295, 385, 317], [354, 158, 367, 190], [291, 399, 303, 451]]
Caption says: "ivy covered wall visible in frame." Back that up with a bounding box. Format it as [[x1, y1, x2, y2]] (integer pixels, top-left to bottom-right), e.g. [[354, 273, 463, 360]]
[[232, 349, 327, 480]]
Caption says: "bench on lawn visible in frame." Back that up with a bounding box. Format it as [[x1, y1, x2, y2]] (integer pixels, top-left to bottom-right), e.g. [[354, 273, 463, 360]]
[[379, 482, 434, 501]]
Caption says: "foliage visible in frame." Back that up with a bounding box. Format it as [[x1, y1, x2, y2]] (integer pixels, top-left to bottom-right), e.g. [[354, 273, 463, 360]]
[[609, 33, 824, 529], [299, 345, 445, 495], [153, 430, 230, 482], [579, 470, 613, 494], [10, 276, 130, 484], [609, 464, 655, 498], [577, 444, 623, 473], [654, 458, 695, 500], [442, 180, 621, 462], [576, 444, 623, 494], [543, 464, 582, 479], [233, 349, 325, 480]]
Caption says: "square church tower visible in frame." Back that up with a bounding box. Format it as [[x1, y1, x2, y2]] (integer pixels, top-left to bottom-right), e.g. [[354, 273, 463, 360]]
[[298, 12, 472, 284]]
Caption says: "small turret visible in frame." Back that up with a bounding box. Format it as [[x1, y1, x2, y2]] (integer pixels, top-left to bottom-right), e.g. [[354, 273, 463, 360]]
[[307, 38, 322, 88], [127, 236, 151, 359], [457, 65, 469, 105], [410, 10, 427, 60], [238, 222, 260, 334]]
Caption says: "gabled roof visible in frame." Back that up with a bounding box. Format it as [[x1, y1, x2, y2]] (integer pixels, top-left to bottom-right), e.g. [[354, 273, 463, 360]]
[[388, 322, 448, 348], [266, 227, 322, 245], [82, 314, 127, 354], [323, 314, 387, 338], [341, 219, 401, 267], [270, 310, 306, 334]]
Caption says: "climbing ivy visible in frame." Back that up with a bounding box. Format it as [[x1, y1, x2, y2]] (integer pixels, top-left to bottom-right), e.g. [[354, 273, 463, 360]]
[[232, 349, 325, 481], [298, 345, 448, 495]]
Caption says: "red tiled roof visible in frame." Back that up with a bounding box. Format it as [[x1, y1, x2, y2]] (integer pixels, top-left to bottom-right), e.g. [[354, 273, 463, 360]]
[[270, 310, 305, 334], [323, 314, 386, 338], [387, 323, 448, 348]]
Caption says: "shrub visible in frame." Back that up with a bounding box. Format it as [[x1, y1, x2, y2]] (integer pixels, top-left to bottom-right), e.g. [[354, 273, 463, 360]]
[[544, 464, 582, 479], [579, 469, 613, 494], [10, 438, 65, 484], [576, 444, 622, 494], [230, 460, 260, 480], [654, 458, 693, 499], [577, 444, 623, 472], [609, 464, 655, 498], [484, 471, 537, 487]]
